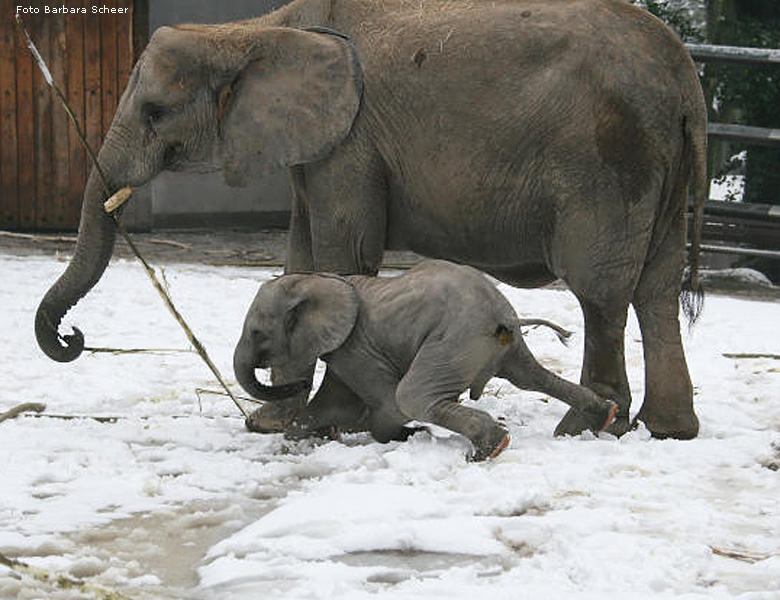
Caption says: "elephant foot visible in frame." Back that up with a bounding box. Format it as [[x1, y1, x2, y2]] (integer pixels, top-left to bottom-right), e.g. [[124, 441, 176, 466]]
[[470, 426, 510, 462], [554, 402, 626, 438], [245, 400, 302, 433], [633, 407, 699, 440]]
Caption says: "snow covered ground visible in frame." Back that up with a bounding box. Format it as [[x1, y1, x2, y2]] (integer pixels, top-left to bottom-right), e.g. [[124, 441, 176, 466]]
[[1, 254, 779, 599]]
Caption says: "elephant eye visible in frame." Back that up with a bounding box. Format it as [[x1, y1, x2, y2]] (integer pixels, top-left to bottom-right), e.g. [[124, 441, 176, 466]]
[[144, 102, 170, 128]]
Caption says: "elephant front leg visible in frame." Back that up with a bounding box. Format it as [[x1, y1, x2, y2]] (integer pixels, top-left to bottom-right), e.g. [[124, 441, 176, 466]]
[[246, 366, 371, 437], [284, 166, 315, 274], [286, 368, 371, 439], [303, 143, 387, 276], [245, 361, 315, 434]]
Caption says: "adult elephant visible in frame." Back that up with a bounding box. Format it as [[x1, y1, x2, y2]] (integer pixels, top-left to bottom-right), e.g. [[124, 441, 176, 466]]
[[35, 0, 707, 440]]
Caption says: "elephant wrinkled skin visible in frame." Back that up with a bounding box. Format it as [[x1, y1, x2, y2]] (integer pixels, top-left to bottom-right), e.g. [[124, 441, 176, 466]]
[[234, 260, 619, 460], [35, 0, 707, 440]]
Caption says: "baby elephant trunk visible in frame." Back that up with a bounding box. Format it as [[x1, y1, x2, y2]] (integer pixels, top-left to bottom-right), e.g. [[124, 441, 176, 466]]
[[233, 344, 310, 402]]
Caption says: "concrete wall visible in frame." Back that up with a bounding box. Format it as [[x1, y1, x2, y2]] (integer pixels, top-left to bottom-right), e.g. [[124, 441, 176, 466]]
[[145, 0, 294, 229]]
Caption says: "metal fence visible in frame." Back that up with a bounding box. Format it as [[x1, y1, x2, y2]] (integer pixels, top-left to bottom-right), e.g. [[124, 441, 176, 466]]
[[685, 43, 780, 261]]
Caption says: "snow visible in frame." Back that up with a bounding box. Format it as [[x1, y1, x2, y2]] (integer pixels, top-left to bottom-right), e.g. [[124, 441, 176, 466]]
[[1, 254, 779, 599], [710, 175, 745, 203]]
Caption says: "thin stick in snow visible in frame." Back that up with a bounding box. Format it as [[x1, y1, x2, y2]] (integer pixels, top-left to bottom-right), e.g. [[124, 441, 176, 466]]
[[0, 403, 46, 424]]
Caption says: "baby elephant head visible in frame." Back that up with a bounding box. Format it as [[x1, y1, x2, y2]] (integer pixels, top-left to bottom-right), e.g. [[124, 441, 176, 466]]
[[233, 274, 359, 402]]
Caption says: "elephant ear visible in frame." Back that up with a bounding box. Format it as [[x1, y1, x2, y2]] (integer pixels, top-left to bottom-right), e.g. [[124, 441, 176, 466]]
[[283, 275, 360, 366], [220, 27, 363, 186]]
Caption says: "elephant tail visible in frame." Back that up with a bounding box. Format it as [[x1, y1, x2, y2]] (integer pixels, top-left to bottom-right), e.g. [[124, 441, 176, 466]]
[[681, 110, 707, 325], [517, 319, 572, 346]]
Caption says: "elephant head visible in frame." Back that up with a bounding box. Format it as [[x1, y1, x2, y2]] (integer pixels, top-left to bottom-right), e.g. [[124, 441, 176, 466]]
[[233, 274, 359, 401], [35, 24, 363, 362]]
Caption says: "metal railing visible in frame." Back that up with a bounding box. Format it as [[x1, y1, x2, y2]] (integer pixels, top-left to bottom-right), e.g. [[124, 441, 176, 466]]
[[684, 43, 780, 260], [686, 43, 780, 150]]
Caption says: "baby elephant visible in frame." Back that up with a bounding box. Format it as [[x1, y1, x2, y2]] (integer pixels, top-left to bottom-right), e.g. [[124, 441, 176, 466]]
[[234, 260, 617, 461]]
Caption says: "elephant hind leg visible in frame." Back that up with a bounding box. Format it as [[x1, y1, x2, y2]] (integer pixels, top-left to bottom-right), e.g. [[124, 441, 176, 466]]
[[426, 400, 510, 461], [632, 219, 698, 439], [550, 209, 648, 437], [546, 290, 632, 438], [498, 342, 619, 435]]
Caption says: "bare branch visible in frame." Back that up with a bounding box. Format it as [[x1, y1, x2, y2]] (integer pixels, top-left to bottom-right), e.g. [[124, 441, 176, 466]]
[[0, 403, 46, 424]]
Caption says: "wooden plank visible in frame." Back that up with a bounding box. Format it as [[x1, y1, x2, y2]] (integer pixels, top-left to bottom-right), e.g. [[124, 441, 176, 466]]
[[83, 4, 103, 172], [133, 0, 149, 63], [15, 11, 36, 230], [0, 1, 20, 229], [33, 12, 53, 230], [49, 13, 71, 230], [65, 0, 87, 229], [116, 0, 133, 95], [100, 3, 118, 138]]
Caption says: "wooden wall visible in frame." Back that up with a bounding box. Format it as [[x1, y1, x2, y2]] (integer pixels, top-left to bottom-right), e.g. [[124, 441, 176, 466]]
[[0, 0, 137, 231]]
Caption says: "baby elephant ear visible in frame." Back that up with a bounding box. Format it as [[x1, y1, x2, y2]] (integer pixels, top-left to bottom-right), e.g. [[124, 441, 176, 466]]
[[285, 275, 360, 365], [221, 27, 363, 186]]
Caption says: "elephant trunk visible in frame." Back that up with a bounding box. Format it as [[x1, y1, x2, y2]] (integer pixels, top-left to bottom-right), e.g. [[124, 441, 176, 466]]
[[35, 168, 118, 362], [233, 342, 310, 402]]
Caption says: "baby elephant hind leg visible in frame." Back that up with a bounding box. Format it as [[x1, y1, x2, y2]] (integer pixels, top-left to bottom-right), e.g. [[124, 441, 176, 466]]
[[395, 343, 509, 461], [427, 400, 510, 461], [500, 342, 618, 436]]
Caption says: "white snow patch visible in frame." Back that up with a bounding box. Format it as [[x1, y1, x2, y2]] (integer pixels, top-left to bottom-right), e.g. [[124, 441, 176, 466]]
[[1, 255, 779, 599]]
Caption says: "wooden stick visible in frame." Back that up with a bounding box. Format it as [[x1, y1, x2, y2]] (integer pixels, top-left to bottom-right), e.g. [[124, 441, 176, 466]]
[[16, 16, 248, 419], [146, 238, 193, 250], [0, 230, 77, 243], [723, 353, 780, 360], [29, 413, 121, 424], [84, 346, 195, 355], [710, 546, 775, 563], [0, 403, 46, 424], [0, 230, 192, 250], [103, 186, 134, 213], [196, 387, 262, 405]]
